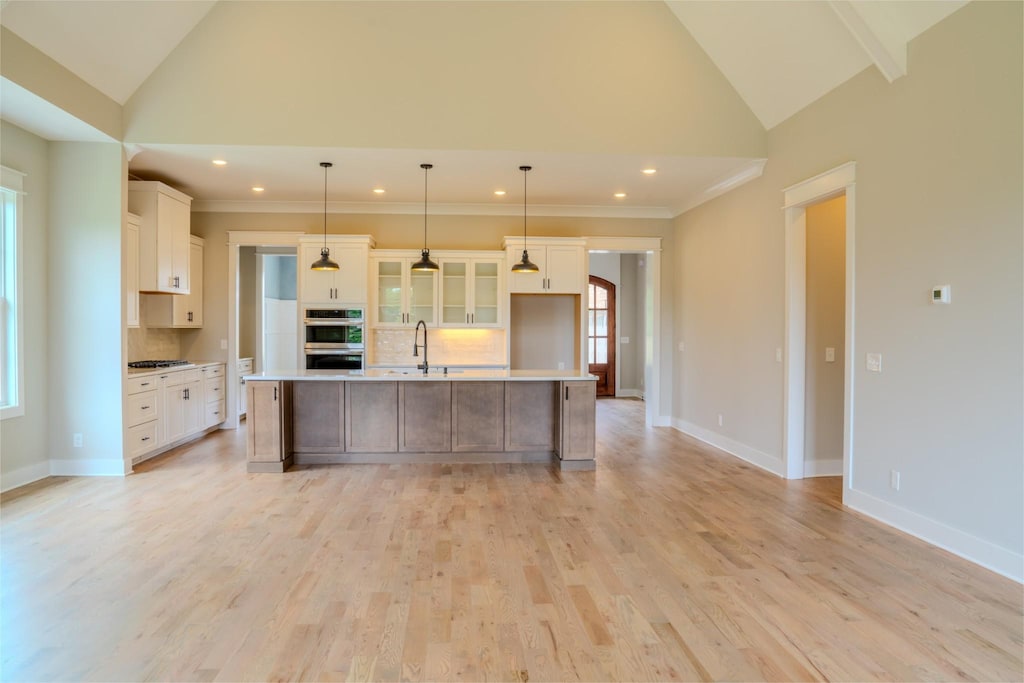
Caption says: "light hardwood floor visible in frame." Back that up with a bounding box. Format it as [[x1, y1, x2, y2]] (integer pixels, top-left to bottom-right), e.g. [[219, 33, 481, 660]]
[[2, 399, 1021, 682]]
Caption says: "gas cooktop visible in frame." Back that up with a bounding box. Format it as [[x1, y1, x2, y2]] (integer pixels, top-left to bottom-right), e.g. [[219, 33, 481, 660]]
[[128, 360, 190, 369]]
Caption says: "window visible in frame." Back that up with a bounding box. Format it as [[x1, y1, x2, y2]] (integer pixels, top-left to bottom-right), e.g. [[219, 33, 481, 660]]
[[1, 165, 25, 419]]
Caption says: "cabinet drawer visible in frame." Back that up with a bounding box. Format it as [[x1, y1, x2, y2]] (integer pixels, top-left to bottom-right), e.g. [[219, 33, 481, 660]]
[[163, 369, 201, 386], [201, 364, 225, 379], [206, 400, 226, 426], [127, 375, 159, 395], [204, 376, 225, 403], [237, 359, 253, 374], [127, 390, 159, 427], [127, 421, 158, 458]]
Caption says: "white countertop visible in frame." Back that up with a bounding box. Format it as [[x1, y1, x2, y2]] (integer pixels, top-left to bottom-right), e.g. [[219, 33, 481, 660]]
[[246, 368, 597, 382], [126, 360, 224, 378]]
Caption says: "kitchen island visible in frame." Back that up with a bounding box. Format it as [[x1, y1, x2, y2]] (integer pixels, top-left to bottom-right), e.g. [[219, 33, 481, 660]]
[[243, 369, 597, 473]]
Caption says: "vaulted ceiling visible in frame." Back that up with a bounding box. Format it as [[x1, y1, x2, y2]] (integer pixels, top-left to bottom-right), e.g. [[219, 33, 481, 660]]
[[0, 0, 966, 217]]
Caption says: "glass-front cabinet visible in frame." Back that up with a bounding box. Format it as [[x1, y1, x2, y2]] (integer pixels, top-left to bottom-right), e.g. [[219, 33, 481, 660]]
[[438, 256, 503, 327], [371, 255, 437, 327]]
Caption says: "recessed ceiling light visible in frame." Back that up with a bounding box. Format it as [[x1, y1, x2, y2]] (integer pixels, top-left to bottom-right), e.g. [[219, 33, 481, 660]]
[[642, 168, 657, 175], [614, 192, 627, 199], [373, 188, 385, 195], [212, 159, 227, 166], [252, 186, 265, 193], [494, 190, 506, 196]]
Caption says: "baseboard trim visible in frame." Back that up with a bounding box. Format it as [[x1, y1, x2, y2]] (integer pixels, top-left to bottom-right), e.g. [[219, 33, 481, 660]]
[[0, 461, 51, 493], [652, 416, 672, 427], [615, 389, 644, 399], [845, 488, 1023, 583], [804, 458, 843, 477], [672, 419, 784, 477], [50, 458, 130, 477]]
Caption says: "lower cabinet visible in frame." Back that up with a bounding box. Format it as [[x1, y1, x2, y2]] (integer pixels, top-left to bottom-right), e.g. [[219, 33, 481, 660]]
[[560, 380, 596, 460], [162, 369, 203, 445], [398, 382, 452, 452], [202, 364, 226, 428], [293, 381, 345, 453], [505, 381, 558, 452], [452, 381, 504, 452], [344, 382, 398, 452], [247, 380, 292, 469]]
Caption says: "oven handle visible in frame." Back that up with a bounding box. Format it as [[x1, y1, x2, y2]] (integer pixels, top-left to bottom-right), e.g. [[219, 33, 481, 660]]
[[304, 342, 364, 350], [303, 319, 364, 326], [304, 348, 365, 356]]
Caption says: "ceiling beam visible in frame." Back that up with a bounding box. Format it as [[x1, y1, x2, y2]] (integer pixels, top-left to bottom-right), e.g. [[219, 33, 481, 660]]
[[828, 1, 907, 83]]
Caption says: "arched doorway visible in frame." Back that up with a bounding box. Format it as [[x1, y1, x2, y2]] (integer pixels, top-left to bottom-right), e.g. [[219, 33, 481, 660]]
[[588, 276, 615, 397]]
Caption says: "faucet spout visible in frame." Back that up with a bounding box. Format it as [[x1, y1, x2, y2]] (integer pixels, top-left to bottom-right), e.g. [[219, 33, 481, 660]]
[[414, 320, 429, 375]]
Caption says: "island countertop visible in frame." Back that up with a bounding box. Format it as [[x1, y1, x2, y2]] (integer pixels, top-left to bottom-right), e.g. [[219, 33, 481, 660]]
[[245, 369, 597, 382]]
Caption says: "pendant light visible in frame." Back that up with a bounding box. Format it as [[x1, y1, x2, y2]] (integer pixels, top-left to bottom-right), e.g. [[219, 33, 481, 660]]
[[310, 161, 339, 271], [411, 163, 440, 272], [511, 165, 540, 273]]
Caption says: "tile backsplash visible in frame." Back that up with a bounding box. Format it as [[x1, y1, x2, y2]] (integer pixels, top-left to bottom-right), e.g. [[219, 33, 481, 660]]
[[127, 326, 181, 362], [371, 327, 506, 366]]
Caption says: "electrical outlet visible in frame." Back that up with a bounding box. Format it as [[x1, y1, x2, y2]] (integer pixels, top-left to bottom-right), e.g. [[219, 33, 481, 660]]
[[717, 414, 723, 427], [678, 342, 685, 352], [620, 336, 630, 344], [866, 353, 882, 373], [73, 433, 83, 448], [557, 361, 565, 370], [775, 347, 782, 363], [890, 470, 901, 491]]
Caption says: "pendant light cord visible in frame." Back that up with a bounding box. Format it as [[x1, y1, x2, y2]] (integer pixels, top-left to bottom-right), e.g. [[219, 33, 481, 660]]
[[321, 161, 331, 250], [423, 165, 429, 250], [520, 165, 532, 243]]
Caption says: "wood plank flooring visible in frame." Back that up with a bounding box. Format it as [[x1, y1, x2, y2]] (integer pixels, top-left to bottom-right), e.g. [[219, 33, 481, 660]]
[[2, 398, 1021, 681]]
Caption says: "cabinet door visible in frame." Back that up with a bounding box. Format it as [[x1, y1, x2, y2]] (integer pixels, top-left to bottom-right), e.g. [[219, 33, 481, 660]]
[[126, 218, 139, 328], [293, 381, 345, 453], [163, 385, 186, 444], [472, 260, 501, 325], [559, 381, 596, 461], [374, 259, 405, 325], [452, 382, 504, 451], [440, 260, 469, 325], [332, 244, 368, 303], [545, 246, 583, 294], [247, 381, 288, 462], [398, 382, 451, 452], [345, 382, 398, 452], [508, 247, 547, 294], [162, 193, 191, 294], [183, 379, 204, 435], [505, 382, 558, 451], [301, 244, 338, 304], [173, 239, 203, 326], [408, 268, 436, 326]]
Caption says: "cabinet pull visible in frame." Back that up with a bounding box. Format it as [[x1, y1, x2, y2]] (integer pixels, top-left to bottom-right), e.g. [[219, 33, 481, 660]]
[[141, 436, 151, 442], [141, 405, 150, 410], [173, 275, 180, 288], [273, 386, 278, 401], [188, 311, 193, 322], [565, 386, 569, 400], [466, 313, 469, 324], [184, 388, 189, 400], [471, 313, 475, 324], [140, 382, 150, 387]]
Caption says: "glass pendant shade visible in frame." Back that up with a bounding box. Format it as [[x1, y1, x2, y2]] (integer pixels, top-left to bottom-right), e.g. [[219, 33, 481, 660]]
[[311, 161, 340, 271], [412, 163, 440, 272]]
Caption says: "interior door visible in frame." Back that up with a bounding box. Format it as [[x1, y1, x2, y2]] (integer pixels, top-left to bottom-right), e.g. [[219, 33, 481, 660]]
[[587, 276, 615, 396]]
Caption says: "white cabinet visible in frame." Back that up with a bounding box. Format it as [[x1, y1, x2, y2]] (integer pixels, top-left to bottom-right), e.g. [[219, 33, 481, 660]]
[[126, 213, 140, 329], [237, 358, 253, 418], [142, 235, 204, 328], [128, 181, 192, 294], [438, 255, 504, 327], [370, 253, 437, 327], [161, 369, 203, 445], [299, 236, 373, 305], [503, 237, 585, 294], [125, 374, 160, 460], [201, 363, 226, 428]]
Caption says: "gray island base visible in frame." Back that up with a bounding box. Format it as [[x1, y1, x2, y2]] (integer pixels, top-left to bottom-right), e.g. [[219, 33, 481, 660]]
[[244, 370, 597, 473]]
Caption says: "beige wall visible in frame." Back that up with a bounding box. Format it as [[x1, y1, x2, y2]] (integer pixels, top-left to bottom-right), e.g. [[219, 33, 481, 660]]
[[0, 123, 50, 485], [804, 195, 845, 465], [619, 254, 642, 393], [123, 1, 764, 158], [673, 1, 1023, 562], [510, 295, 579, 371]]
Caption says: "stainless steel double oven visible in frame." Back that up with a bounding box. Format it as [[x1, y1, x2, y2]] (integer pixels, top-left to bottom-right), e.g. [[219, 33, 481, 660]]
[[303, 308, 364, 370]]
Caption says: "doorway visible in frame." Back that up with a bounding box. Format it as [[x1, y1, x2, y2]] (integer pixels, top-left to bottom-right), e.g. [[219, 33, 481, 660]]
[[782, 162, 856, 496], [588, 276, 616, 396]]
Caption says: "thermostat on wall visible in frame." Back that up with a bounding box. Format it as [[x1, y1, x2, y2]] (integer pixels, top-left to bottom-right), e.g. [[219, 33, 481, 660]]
[[931, 285, 951, 304]]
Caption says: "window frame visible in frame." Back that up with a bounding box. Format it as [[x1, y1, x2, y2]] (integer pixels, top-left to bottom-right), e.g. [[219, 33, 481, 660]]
[[1, 165, 26, 420]]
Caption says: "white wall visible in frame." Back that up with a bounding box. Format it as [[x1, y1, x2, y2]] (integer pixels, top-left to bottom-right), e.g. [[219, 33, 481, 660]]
[[673, 2, 1023, 578], [0, 123, 50, 489], [48, 141, 127, 475]]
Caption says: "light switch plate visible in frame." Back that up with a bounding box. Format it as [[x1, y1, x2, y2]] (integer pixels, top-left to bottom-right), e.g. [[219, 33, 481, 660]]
[[775, 347, 782, 363], [825, 347, 836, 363], [866, 353, 882, 372], [620, 337, 630, 344]]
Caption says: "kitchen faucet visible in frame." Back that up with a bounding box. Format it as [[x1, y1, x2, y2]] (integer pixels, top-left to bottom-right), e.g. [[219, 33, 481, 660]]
[[412, 320, 429, 375]]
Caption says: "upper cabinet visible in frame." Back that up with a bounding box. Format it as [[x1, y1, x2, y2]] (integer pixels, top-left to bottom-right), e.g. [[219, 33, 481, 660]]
[[298, 236, 373, 305], [127, 181, 192, 294], [143, 235, 204, 328], [126, 213, 140, 328], [370, 252, 437, 327], [438, 254, 504, 328], [503, 237, 585, 294]]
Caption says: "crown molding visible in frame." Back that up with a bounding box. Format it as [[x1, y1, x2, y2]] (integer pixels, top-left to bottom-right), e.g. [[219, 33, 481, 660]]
[[191, 199, 674, 220]]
